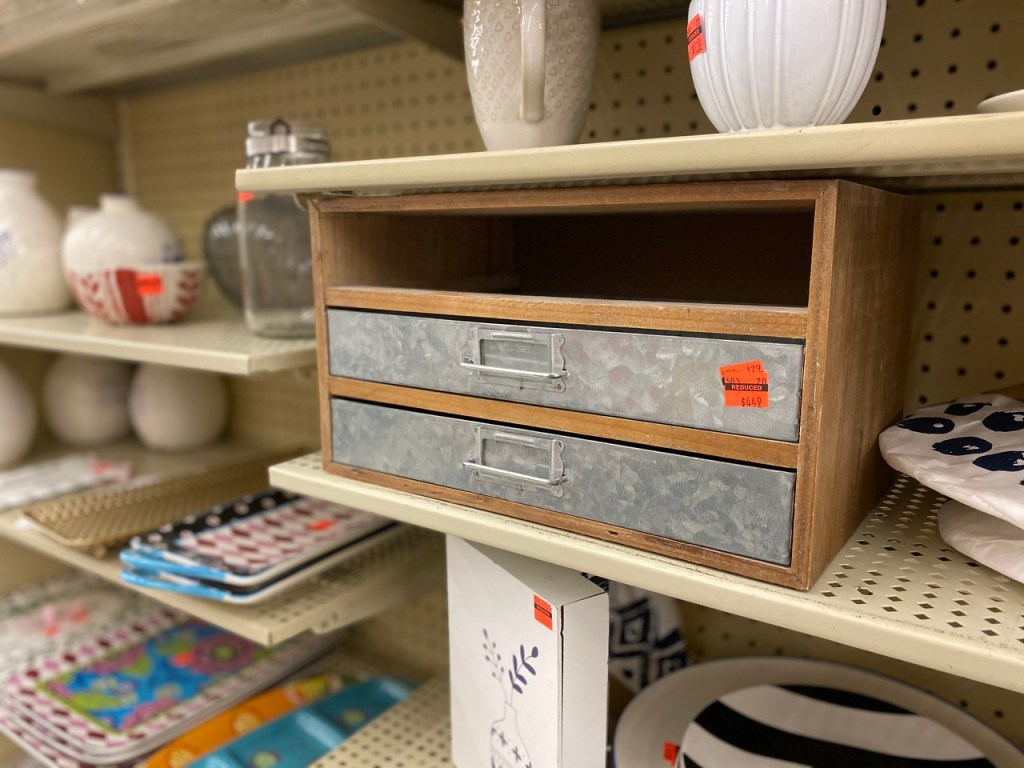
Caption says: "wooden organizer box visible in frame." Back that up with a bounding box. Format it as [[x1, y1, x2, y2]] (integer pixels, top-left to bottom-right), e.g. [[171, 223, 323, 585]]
[[310, 180, 918, 589]]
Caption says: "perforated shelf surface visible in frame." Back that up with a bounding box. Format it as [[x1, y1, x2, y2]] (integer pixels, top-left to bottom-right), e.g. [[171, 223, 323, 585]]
[[273, 455, 1024, 694], [236, 112, 1024, 196], [313, 677, 452, 768], [0, 302, 315, 375], [0, 513, 443, 646]]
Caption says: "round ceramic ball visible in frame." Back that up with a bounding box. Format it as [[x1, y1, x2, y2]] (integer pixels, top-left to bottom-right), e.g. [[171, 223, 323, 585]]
[[43, 355, 133, 447], [129, 365, 228, 452], [0, 360, 36, 466]]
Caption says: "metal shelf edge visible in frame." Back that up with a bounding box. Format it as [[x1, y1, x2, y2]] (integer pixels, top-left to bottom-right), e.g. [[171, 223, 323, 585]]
[[271, 455, 1024, 696]]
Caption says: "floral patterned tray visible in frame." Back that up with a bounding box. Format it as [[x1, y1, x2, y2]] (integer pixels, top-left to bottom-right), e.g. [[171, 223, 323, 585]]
[[0, 699, 132, 768], [0, 575, 143, 670], [2, 606, 335, 762]]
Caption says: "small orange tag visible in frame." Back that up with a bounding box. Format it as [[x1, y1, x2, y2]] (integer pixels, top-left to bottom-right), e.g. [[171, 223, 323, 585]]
[[136, 273, 164, 296], [307, 519, 336, 531], [237, 191, 255, 203], [533, 595, 553, 630], [720, 360, 769, 408], [687, 14, 706, 61], [663, 742, 680, 765]]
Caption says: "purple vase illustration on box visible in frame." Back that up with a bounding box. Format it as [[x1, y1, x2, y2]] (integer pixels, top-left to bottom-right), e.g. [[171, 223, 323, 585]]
[[483, 628, 539, 768]]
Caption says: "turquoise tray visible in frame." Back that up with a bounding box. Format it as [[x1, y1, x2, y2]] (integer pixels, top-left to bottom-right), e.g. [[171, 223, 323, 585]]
[[191, 677, 414, 768]]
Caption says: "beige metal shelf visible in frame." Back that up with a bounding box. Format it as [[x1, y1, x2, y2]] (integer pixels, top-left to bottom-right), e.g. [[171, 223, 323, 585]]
[[0, 302, 315, 375], [0, 441, 444, 645], [272, 454, 1024, 696], [0, 509, 443, 646], [236, 112, 1024, 196]]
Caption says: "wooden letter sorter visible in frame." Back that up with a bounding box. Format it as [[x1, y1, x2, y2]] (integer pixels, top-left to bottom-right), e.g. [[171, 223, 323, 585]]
[[309, 180, 917, 589]]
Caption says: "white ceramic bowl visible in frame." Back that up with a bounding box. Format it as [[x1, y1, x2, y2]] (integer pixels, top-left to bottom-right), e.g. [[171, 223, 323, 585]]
[[688, 0, 885, 132], [69, 262, 204, 325]]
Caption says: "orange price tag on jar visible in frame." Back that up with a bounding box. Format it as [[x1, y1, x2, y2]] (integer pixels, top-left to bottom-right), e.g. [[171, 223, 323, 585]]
[[720, 360, 769, 409], [136, 273, 164, 296], [687, 14, 706, 61]]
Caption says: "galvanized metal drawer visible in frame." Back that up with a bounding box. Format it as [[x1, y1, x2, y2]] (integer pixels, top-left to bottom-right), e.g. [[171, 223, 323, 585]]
[[331, 398, 795, 564], [327, 309, 804, 442]]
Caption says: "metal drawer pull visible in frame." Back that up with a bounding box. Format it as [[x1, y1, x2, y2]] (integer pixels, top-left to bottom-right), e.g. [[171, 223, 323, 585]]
[[463, 428, 566, 495], [458, 361, 566, 380], [461, 327, 566, 391], [461, 461, 566, 488]]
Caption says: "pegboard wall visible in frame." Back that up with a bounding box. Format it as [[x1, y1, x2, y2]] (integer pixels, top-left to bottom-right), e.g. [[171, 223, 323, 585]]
[[119, 0, 1024, 422], [104, 0, 1024, 738]]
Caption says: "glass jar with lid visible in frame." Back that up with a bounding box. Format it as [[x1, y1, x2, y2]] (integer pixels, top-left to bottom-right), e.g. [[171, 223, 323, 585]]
[[238, 118, 330, 338]]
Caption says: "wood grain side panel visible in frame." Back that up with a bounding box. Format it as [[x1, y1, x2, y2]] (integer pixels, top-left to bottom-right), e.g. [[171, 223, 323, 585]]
[[795, 183, 919, 587], [315, 180, 827, 215], [326, 286, 809, 338], [310, 200, 335, 468]]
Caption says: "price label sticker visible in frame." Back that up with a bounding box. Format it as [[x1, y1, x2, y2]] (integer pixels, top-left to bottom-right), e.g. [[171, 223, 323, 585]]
[[720, 360, 769, 408], [136, 273, 164, 296], [533, 594, 553, 630], [687, 14, 706, 61], [663, 742, 680, 765]]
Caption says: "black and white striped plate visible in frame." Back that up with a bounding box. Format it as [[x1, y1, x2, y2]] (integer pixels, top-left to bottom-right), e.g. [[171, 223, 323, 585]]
[[613, 658, 1021, 768]]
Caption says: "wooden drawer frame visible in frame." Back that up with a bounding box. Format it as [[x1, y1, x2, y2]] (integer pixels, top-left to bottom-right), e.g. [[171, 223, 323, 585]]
[[309, 180, 918, 589]]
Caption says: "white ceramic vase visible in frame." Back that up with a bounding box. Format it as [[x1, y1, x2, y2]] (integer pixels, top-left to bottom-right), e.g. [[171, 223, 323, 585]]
[[61, 193, 184, 272], [0, 170, 70, 316], [464, 0, 600, 150], [687, 0, 885, 132]]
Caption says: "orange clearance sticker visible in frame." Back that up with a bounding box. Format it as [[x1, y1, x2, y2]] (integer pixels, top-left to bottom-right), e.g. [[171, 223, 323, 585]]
[[687, 14, 706, 61], [663, 742, 680, 765], [720, 360, 769, 409], [533, 595, 553, 630], [136, 273, 164, 296], [307, 519, 336, 532]]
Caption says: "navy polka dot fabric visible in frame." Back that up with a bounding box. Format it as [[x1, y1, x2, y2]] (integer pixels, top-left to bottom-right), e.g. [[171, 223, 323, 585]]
[[880, 394, 1024, 530]]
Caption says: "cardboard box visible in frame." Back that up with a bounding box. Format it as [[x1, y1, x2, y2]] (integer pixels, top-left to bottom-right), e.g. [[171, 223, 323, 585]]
[[447, 535, 609, 768]]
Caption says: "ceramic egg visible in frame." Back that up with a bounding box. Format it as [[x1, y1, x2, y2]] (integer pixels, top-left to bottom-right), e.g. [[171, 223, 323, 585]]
[[0, 360, 37, 466], [42, 355, 133, 447], [129, 365, 228, 452]]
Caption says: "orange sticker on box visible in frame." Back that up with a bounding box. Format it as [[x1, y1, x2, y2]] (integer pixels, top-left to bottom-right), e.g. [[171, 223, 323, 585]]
[[136, 273, 164, 296], [663, 742, 680, 765], [307, 519, 336, 531], [687, 14, 706, 61], [720, 360, 769, 408], [533, 595, 553, 630]]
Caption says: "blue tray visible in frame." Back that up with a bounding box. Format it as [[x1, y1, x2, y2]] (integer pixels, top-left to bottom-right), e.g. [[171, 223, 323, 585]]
[[191, 677, 414, 768]]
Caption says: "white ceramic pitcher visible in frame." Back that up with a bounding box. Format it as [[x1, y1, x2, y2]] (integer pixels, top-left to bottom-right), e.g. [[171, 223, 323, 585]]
[[464, 0, 600, 150]]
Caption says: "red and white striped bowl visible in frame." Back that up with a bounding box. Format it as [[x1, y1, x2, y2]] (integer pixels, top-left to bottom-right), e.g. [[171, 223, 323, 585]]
[[69, 263, 204, 325]]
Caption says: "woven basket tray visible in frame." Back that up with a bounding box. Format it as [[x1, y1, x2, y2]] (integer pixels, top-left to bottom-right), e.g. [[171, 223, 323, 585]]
[[22, 451, 297, 556]]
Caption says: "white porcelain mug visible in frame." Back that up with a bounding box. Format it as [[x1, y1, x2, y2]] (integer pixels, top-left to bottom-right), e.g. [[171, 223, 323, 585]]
[[464, 0, 600, 151]]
